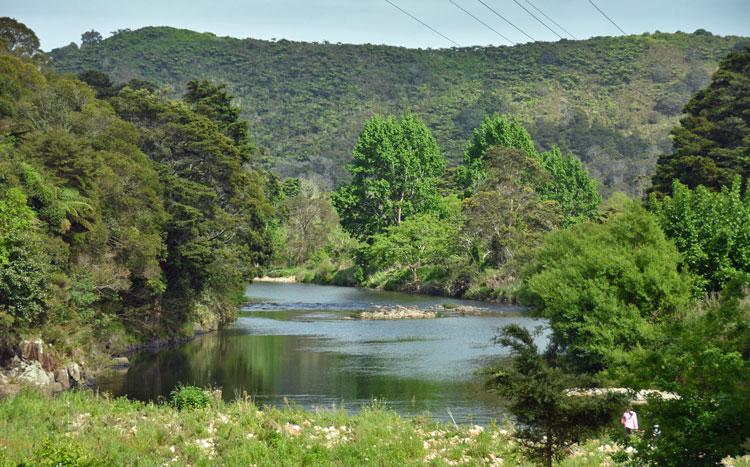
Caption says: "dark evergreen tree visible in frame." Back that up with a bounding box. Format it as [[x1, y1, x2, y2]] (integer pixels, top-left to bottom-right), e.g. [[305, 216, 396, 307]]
[[652, 48, 750, 193], [488, 325, 623, 467]]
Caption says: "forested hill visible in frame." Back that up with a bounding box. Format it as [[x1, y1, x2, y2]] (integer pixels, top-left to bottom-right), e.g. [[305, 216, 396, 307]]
[[49, 27, 748, 195]]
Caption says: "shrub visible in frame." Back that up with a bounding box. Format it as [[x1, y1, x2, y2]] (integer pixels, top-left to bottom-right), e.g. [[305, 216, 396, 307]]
[[523, 202, 692, 372], [169, 385, 211, 411], [27, 438, 103, 466]]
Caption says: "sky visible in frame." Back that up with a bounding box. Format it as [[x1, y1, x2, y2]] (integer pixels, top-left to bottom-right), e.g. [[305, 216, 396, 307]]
[[3, 0, 750, 51]]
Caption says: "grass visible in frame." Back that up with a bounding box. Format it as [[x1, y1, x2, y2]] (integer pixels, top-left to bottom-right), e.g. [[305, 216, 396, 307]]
[[0, 389, 624, 466], [5, 389, 747, 466]]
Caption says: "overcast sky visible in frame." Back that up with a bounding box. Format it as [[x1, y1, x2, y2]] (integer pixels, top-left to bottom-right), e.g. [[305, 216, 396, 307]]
[[3, 0, 749, 50]]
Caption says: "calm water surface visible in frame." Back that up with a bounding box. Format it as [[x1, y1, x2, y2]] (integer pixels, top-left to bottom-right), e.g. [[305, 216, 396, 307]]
[[98, 282, 548, 424]]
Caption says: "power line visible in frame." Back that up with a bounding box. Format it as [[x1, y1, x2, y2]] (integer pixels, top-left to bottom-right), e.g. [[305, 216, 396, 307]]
[[510, 0, 562, 40], [476, 0, 536, 42], [384, 0, 461, 47], [448, 0, 515, 45], [587, 0, 627, 35], [524, 0, 577, 40]]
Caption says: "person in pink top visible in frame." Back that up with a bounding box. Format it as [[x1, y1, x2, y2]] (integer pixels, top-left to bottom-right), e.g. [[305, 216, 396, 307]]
[[621, 404, 639, 434]]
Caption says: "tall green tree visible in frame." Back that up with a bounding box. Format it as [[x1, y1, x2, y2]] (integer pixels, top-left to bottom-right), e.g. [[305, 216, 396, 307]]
[[332, 113, 445, 239], [537, 147, 601, 227], [111, 86, 273, 321], [461, 147, 562, 270], [457, 114, 537, 194], [80, 30, 102, 47], [652, 47, 750, 193], [459, 115, 600, 226]]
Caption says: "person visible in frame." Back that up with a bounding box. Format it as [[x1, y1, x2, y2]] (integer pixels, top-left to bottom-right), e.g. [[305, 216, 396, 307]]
[[621, 404, 639, 434]]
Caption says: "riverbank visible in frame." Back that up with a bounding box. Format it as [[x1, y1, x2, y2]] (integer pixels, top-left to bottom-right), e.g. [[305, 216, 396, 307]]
[[263, 266, 522, 305], [0, 320, 221, 400], [0, 389, 642, 466]]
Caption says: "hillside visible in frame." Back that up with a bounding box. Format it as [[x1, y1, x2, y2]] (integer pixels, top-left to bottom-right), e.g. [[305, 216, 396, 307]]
[[49, 27, 748, 195]]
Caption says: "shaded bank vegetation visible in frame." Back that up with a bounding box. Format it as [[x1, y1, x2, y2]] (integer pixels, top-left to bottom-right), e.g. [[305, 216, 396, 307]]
[[0, 19, 274, 366]]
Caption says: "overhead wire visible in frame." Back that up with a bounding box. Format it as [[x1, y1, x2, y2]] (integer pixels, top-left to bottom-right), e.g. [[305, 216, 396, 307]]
[[587, 0, 627, 35], [448, 0, 515, 45], [510, 0, 562, 39], [384, 0, 461, 47], [475, 0, 536, 42], [524, 0, 577, 40]]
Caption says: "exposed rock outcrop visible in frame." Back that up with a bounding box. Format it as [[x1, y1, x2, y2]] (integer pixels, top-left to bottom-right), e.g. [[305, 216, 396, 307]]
[[0, 339, 86, 399]]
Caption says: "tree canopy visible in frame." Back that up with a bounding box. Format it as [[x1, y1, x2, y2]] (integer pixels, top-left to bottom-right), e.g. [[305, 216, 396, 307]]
[[0, 17, 42, 59], [457, 114, 537, 194], [652, 47, 750, 193], [0, 41, 274, 351], [332, 113, 446, 239], [650, 178, 750, 293]]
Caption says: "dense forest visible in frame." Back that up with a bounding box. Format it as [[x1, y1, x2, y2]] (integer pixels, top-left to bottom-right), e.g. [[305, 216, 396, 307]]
[[49, 26, 749, 195], [0, 18, 275, 365]]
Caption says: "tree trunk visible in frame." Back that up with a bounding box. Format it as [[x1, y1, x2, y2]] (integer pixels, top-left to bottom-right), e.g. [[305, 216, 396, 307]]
[[545, 429, 553, 467]]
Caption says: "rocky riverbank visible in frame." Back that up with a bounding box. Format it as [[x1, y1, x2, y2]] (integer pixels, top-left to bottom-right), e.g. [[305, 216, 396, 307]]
[[0, 339, 86, 398], [0, 318, 221, 399]]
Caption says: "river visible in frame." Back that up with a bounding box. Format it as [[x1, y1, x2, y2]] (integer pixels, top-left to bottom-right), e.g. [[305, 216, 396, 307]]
[[97, 282, 548, 424]]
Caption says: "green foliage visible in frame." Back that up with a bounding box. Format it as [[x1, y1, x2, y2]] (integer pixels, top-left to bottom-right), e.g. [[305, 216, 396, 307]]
[[170, 385, 212, 411], [530, 110, 655, 198], [523, 202, 692, 372], [183, 80, 252, 149], [48, 27, 744, 196], [458, 113, 537, 194], [620, 276, 750, 465], [0, 17, 43, 59], [273, 180, 345, 266], [537, 147, 601, 227], [80, 30, 102, 48], [332, 113, 445, 239], [0, 187, 36, 264], [652, 47, 750, 193], [26, 438, 103, 467], [365, 211, 459, 284], [461, 147, 562, 272], [0, 188, 50, 330], [0, 26, 274, 352], [650, 179, 750, 293], [110, 85, 273, 321], [488, 324, 624, 467]]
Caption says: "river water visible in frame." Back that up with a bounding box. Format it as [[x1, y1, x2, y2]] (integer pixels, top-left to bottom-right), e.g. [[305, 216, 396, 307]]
[[98, 282, 547, 424]]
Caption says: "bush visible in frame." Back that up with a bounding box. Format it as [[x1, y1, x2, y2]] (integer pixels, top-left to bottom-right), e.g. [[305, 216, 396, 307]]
[[523, 202, 692, 372], [169, 385, 211, 411], [27, 438, 104, 466]]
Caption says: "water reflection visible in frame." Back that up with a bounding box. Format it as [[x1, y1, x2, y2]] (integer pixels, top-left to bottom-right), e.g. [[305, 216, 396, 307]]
[[98, 282, 547, 424]]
